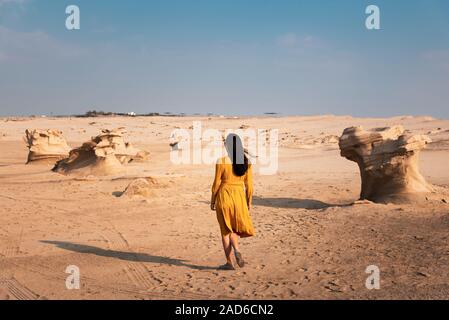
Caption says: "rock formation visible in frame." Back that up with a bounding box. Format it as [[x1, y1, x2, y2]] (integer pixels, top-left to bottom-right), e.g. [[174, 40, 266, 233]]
[[339, 125, 433, 203], [52, 128, 148, 176], [24, 129, 71, 163], [93, 128, 149, 164], [169, 131, 189, 151], [120, 178, 159, 199], [52, 140, 124, 176]]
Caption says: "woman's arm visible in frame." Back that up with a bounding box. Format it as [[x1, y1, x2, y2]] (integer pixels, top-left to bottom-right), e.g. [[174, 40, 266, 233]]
[[210, 163, 222, 210], [245, 164, 253, 210]]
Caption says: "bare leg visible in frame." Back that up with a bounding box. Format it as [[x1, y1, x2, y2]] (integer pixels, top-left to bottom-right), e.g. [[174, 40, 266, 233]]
[[221, 234, 233, 265], [229, 233, 240, 253], [230, 233, 245, 267]]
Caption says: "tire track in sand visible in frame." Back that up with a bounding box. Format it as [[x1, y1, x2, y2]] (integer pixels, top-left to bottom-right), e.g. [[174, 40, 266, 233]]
[[0, 228, 23, 280], [9, 252, 207, 299], [100, 222, 163, 291], [0, 228, 43, 300], [99, 222, 209, 299], [0, 278, 40, 300]]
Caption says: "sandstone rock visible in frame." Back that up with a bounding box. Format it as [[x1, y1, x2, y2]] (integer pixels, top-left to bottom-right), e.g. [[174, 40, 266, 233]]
[[339, 125, 433, 203], [320, 135, 339, 145], [24, 129, 71, 164], [52, 140, 124, 176], [52, 128, 148, 176], [120, 178, 159, 198], [169, 131, 189, 151], [93, 128, 149, 163]]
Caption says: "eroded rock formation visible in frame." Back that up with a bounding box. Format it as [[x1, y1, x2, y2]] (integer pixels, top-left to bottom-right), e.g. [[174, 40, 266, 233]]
[[169, 131, 189, 151], [93, 128, 149, 164], [120, 178, 158, 198], [24, 129, 71, 163], [52, 128, 148, 176], [339, 125, 433, 203]]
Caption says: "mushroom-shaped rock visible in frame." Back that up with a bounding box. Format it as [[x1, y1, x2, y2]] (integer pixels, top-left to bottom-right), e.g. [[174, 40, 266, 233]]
[[24, 129, 71, 163], [339, 125, 433, 203]]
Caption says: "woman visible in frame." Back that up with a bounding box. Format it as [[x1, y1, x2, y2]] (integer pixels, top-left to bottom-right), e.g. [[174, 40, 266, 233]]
[[211, 133, 255, 270]]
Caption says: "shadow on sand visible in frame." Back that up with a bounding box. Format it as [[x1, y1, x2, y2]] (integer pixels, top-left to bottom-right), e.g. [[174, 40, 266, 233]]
[[252, 196, 335, 209], [40, 240, 216, 271], [200, 197, 350, 209]]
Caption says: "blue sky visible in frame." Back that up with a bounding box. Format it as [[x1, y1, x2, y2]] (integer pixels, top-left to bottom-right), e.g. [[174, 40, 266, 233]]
[[0, 0, 448, 117]]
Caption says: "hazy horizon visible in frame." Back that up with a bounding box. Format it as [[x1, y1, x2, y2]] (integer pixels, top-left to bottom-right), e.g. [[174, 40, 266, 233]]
[[1, 0, 449, 118], [2, 111, 447, 121]]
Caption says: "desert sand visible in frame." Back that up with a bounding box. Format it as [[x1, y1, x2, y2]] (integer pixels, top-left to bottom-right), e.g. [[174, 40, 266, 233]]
[[1, 115, 449, 300]]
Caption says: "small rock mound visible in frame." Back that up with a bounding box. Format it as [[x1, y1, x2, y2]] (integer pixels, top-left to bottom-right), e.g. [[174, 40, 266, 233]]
[[120, 178, 160, 199], [339, 125, 433, 203], [24, 129, 71, 164], [320, 135, 339, 145]]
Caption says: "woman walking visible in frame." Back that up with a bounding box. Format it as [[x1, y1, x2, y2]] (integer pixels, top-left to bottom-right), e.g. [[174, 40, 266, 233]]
[[211, 133, 255, 270]]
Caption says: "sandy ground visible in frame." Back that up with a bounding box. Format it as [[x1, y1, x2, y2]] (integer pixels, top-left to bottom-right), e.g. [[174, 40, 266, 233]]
[[0, 115, 449, 300]]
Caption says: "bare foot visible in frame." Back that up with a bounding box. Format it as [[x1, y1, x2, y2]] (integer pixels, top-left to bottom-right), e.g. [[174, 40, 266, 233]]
[[234, 251, 245, 268]]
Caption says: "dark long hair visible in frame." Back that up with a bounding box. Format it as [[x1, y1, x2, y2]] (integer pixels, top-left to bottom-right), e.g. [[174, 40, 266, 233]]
[[225, 134, 249, 177]]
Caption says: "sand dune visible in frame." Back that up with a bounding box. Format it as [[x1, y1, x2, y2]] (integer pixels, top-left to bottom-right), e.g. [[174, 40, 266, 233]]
[[0, 115, 449, 300]]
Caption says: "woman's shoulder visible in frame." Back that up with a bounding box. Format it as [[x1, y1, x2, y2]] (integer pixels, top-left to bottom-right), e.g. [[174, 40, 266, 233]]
[[216, 156, 231, 165]]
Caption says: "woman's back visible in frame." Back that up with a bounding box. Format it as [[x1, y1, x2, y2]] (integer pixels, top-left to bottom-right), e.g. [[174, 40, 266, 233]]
[[211, 134, 255, 270], [211, 156, 254, 238], [216, 156, 249, 184]]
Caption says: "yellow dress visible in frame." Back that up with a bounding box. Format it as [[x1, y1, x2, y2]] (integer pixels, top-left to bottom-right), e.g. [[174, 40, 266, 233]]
[[211, 156, 255, 238]]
